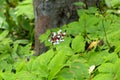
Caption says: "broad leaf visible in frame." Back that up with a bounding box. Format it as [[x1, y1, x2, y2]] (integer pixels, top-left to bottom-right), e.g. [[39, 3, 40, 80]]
[[72, 35, 85, 53], [98, 63, 114, 73], [70, 61, 89, 80], [48, 50, 67, 80], [93, 73, 114, 80], [87, 50, 109, 66]]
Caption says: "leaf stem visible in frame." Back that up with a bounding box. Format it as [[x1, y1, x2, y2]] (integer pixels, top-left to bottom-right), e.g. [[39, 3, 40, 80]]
[[102, 19, 111, 48]]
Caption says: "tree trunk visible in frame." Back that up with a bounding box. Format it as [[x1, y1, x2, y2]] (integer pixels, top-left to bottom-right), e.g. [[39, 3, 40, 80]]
[[33, 0, 99, 55]]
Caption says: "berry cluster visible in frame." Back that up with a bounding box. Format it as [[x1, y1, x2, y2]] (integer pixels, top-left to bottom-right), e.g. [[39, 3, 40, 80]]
[[48, 30, 66, 45]]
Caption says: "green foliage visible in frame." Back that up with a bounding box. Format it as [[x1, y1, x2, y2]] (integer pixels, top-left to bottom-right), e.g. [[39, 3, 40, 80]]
[[72, 35, 85, 53], [15, 0, 34, 19], [38, 6, 120, 80], [0, 30, 32, 79], [0, 0, 120, 80], [105, 0, 120, 8], [0, 0, 34, 42], [105, 0, 120, 15]]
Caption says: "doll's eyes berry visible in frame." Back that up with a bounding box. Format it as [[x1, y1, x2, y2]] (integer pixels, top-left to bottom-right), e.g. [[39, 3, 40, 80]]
[[48, 30, 66, 45]]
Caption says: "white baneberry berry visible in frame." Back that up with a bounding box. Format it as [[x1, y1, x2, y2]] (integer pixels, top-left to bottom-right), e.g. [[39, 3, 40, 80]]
[[88, 65, 95, 74], [57, 35, 60, 38], [52, 32, 57, 37], [57, 29, 62, 34], [63, 32, 66, 35], [48, 29, 66, 45]]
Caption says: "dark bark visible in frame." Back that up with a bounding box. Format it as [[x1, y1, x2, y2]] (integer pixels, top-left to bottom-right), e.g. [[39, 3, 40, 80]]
[[33, 0, 100, 55]]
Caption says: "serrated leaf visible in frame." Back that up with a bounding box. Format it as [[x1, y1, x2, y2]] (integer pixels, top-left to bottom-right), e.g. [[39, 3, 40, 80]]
[[67, 22, 81, 35], [69, 54, 87, 63], [59, 37, 72, 47], [72, 35, 85, 53], [1, 72, 15, 80], [56, 45, 74, 56], [104, 53, 118, 63], [98, 63, 114, 73], [31, 61, 49, 77], [15, 71, 36, 80], [0, 60, 12, 71], [38, 49, 55, 65], [88, 50, 109, 66], [17, 43, 32, 55], [70, 61, 89, 80], [38, 65, 49, 77], [93, 73, 114, 80], [56, 68, 74, 80], [15, 61, 26, 72], [48, 50, 67, 80]]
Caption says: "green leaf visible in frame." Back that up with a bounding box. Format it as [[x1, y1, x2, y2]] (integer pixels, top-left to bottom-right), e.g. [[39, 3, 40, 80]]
[[0, 17, 6, 29], [87, 7, 98, 14], [74, 2, 86, 7], [87, 50, 109, 66], [0, 53, 10, 61], [15, 0, 34, 19], [15, 71, 36, 80], [104, 53, 118, 63], [17, 43, 32, 55], [48, 50, 67, 80], [27, 49, 55, 77], [56, 68, 74, 80], [105, 0, 120, 8], [0, 60, 12, 71], [30, 60, 49, 78], [1, 72, 15, 80], [39, 30, 51, 43], [67, 22, 81, 35], [14, 39, 29, 44], [69, 55, 87, 64], [107, 26, 120, 46], [26, 49, 55, 76], [37, 64, 49, 77], [56, 44, 74, 56], [0, 30, 9, 41], [15, 61, 26, 72], [70, 61, 89, 80], [38, 49, 55, 65], [113, 59, 120, 79], [59, 37, 72, 47], [114, 59, 120, 74], [0, 72, 3, 80], [72, 35, 85, 53], [105, 0, 112, 8], [93, 73, 114, 80], [30, 55, 50, 77], [98, 63, 114, 73], [116, 70, 120, 80], [77, 9, 87, 17]]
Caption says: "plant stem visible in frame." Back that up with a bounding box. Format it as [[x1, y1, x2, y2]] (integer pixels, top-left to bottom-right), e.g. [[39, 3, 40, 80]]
[[102, 19, 111, 48]]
